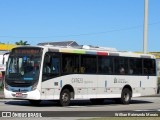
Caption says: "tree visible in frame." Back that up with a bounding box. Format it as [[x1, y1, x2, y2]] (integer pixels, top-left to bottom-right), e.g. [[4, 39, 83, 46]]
[[15, 40, 30, 45]]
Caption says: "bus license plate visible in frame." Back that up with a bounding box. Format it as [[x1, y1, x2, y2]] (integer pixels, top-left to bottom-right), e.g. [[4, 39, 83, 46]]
[[15, 92, 22, 97]]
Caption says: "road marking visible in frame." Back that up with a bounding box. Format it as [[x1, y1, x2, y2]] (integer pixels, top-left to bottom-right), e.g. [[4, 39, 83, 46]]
[[134, 109, 160, 111], [67, 106, 87, 108]]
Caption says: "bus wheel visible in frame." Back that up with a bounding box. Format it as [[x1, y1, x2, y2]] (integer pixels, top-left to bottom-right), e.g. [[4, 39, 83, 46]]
[[121, 88, 132, 104], [29, 100, 41, 106], [59, 89, 71, 106]]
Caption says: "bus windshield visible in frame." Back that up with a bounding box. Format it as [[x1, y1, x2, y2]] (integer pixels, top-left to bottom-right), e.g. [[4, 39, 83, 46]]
[[5, 48, 42, 83]]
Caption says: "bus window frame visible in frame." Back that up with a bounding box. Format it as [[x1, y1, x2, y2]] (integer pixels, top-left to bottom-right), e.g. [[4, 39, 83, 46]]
[[41, 51, 157, 78], [42, 52, 61, 81]]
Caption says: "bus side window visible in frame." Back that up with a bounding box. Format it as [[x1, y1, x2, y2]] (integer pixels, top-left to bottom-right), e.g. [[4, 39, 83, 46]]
[[42, 53, 51, 80], [98, 56, 113, 74], [51, 57, 60, 74], [119, 65, 125, 75], [143, 59, 156, 76], [114, 57, 128, 75], [80, 67, 85, 73], [129, 58, 142, 75], [81, 55, 97, 74], [62, 54, 80, 74], [43, 54, 51, 74], [43, 53, 60, 81]]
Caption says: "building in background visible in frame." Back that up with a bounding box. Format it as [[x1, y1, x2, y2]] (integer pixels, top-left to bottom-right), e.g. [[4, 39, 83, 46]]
[[0, 44, 18, 51]]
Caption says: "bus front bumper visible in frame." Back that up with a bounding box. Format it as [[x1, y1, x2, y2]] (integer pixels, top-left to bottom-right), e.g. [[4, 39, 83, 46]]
[[4, 88, 41, 100]]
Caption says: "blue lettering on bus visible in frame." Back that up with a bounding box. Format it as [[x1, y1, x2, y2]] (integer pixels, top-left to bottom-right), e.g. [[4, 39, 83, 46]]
[[24, 78, 33, 80]]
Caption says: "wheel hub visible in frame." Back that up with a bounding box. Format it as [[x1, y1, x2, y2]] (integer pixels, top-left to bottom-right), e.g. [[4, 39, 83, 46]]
[[62, 93, 69, 102], [124, 93, 129, 101]]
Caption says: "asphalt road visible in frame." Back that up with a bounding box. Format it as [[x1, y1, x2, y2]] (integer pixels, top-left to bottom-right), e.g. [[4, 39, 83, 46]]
[[0, 97, 160, 119], [0, 97, 160, 111]]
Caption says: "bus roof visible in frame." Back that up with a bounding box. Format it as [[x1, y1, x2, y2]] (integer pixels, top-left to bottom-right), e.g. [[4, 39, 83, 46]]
[[12, 44, 156, 59]]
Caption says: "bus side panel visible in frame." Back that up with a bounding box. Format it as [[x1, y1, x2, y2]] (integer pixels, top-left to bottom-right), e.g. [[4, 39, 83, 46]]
[[41, 75, 157, 100], [97, 75, 157, 98], [137, 76, 157, 96], [41, 74, 98, 100]]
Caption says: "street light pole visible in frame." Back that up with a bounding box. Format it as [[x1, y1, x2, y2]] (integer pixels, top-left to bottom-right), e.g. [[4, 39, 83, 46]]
[[143, 0, 148, 54]]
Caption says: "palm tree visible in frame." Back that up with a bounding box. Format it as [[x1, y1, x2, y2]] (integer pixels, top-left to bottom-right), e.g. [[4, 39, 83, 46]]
[[15, 40, 30, 45]]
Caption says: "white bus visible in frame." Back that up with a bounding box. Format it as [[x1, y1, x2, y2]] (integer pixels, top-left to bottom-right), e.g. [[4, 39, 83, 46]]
[[4, 44, 157, 106]]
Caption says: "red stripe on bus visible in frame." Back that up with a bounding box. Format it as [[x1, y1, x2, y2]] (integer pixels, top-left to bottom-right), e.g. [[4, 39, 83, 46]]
[[97, 52, 108, 56]]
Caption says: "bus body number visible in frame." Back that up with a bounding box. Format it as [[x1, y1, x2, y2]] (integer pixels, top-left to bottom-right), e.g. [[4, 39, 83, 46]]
[[71, 78, 83, 83]]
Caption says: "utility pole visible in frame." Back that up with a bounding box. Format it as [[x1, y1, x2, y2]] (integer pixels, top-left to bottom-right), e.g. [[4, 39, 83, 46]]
[[143, 0, 148, 54]]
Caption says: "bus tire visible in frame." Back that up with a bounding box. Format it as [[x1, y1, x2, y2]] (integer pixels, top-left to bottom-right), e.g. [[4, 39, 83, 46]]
[[29, 100, 41, 106], [120, 88, 132, 104], [59, 89, 71, 106]]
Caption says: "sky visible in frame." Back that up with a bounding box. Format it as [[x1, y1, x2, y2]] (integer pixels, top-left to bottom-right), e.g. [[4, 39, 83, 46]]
[[0, 0, 160, 52]]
